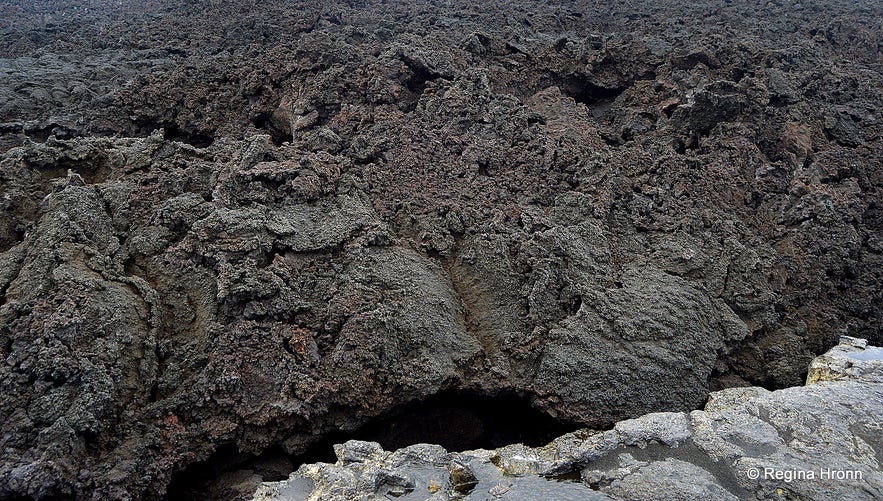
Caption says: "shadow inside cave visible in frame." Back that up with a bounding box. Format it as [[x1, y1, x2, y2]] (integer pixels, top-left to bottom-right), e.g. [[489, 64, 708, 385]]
[[163, 391, 582, 500]]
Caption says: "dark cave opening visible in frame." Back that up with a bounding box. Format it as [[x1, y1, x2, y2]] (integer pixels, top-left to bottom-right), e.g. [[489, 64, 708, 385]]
[[162, 391, 582, 500], [22, 122, 76, 142], [345, 390, 582, 453], [128, 118, 216, 148], [404, 66, 438, 95], [561, 77, 627, 108], [162, 123, 216, 148], [163, 444, 293, 501], [251, 112, 293, 146]]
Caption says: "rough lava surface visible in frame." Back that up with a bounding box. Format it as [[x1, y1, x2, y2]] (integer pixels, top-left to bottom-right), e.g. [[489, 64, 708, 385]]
[[0, 0, 881, 499]]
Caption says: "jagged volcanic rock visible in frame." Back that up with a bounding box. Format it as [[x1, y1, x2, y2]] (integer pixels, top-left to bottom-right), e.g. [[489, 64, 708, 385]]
[[0, 0, 881, 499]]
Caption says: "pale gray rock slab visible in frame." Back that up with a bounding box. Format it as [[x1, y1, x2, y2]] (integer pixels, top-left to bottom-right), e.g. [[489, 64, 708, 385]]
[[614, 412, 691, 447], [591, 457, 740, 501]]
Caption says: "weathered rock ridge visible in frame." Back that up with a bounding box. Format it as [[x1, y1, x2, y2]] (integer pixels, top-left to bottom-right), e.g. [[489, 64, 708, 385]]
[[253, 337, 883, 501], [1, 0, 881, 499]]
